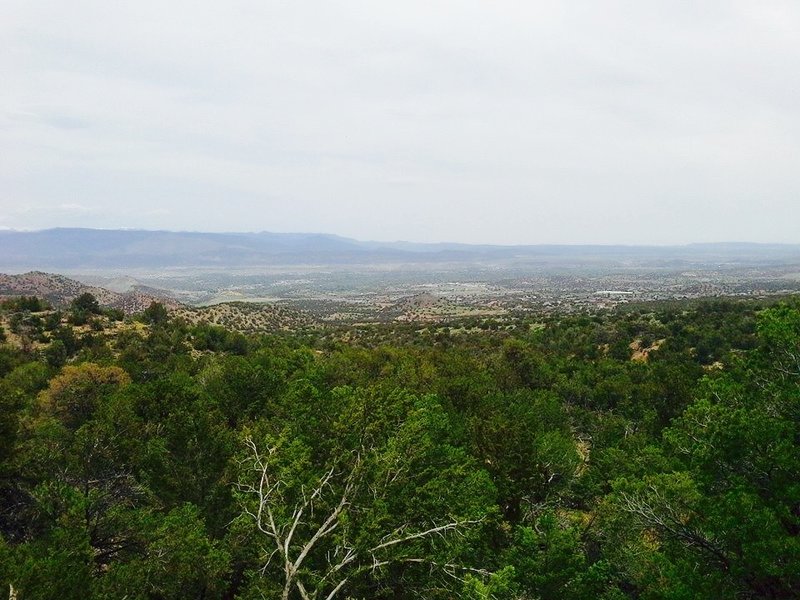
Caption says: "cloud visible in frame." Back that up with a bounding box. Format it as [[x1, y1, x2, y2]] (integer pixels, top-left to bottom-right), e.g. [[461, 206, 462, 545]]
[[58, 203, 94, 212], [42, 115, 91, 130], [1, 0, 799, 243]]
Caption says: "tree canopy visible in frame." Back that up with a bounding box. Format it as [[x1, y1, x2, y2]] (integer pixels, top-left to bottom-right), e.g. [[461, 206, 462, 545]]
[[0, 296, 797, 598]]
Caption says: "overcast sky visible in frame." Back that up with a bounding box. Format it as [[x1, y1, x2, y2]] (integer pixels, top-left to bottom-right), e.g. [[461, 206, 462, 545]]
[[2, 1, 799, 244]]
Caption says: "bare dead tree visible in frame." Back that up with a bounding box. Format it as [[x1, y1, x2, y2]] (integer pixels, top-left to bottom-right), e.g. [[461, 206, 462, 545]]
[[618, 484, 730, 570], [236, 436, 484, 600]]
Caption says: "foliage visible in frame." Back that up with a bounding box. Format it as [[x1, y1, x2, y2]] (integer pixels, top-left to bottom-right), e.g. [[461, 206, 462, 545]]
[[142, 301, 168, 325], [0, 298, 797, 598]]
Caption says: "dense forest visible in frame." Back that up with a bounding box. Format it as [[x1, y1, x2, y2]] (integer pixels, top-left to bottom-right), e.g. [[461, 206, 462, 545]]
[[0, 294, 798, 599]]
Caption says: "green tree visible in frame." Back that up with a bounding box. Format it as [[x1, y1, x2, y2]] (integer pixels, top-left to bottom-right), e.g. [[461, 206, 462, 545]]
[[235, 389, 497, 599], [71, 292, 101, 315], [43, 339, 67, 368], [603, 305, 800, 599], [469, 390, 580, 522], [38, 363, 130, 430], [142, 301, 168, 325]]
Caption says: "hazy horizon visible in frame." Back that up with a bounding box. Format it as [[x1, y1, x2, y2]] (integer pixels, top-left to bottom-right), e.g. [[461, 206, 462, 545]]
[[3, 2, 800, 245], [3, 225, 800, 250]]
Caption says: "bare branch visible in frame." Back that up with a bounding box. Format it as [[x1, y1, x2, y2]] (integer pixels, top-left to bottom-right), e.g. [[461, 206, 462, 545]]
[[239, 438, 486, 600], [369, 518, 481, 554]]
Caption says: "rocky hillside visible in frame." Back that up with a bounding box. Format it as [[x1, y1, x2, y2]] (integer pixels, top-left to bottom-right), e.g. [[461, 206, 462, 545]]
[[0, 271, 181, 314], [172, 301, 316, 334]]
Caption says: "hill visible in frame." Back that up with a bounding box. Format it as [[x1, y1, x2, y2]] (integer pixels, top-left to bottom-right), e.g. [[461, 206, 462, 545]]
[[0, 271, 181, 314]]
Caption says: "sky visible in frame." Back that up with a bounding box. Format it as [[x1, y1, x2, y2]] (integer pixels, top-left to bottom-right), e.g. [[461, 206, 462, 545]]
[[2, 1, 800, 245]]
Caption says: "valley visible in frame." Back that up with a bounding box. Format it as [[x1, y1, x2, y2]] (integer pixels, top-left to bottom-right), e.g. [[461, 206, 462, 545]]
[[66, 259, 800, 325]]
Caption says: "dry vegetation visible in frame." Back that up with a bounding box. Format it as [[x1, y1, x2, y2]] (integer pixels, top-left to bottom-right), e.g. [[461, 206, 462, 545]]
[[384, 292, 508, 322], [172, 301, 317, 334], [629, 338, 666, 362]]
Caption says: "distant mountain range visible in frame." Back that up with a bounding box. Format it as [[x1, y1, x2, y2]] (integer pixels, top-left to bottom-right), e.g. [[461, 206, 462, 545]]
[[1, 228, 800, 270]]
